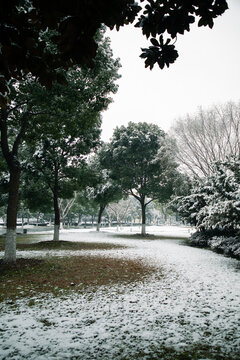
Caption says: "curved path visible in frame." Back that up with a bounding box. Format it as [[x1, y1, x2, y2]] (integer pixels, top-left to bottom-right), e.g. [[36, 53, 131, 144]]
[[0, 228, 239, 359]]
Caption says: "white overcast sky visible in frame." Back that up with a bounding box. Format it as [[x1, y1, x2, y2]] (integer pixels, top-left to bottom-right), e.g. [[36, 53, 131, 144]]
[[101, 0, 240, 141]]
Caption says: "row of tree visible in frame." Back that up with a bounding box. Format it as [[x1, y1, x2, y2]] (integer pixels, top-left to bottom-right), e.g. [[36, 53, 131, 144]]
[[6, 121, 181, 236], [0, 30, 121, 262], [12, 99, 239, 236], [1, 74, 239, 261], [0, 1, 236, 263], [1, 26, 184, 264], [0, 197, 175, 230]]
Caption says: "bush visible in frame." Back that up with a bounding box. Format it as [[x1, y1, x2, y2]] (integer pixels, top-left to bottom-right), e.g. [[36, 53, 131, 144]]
[[189, 231, 240, 259]]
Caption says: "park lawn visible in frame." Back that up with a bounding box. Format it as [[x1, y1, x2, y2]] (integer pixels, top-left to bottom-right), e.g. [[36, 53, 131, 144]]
[[112, 233, 189, 240], [0, 229, 239, 360], [0, 239, 127, 251], [0, 240, 157, 301]]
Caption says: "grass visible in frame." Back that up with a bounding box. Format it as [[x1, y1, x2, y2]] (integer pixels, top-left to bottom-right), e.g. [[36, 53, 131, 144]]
[[111, 233, 188, 240], [0, 240, 127, 251], [0, 234, 180, 301], [0, 233, 52, 247], [0, 242, 158, 301], [118, 344, 237, 360], [0, 236, 238, 360]]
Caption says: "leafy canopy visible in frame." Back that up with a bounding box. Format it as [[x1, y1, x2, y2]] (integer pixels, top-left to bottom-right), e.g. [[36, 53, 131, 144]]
[[0, 0, 228, 107], [101, 122, 179, 204]]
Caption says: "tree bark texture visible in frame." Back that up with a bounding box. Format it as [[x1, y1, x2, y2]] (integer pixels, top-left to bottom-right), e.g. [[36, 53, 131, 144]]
[[141, 201, 146, 236], [1, 109, 29, 263], [97, 205, 105, 232], [4, 165, 21, 263], [53, 188, 60, 241], [53, 224, 60, 241]]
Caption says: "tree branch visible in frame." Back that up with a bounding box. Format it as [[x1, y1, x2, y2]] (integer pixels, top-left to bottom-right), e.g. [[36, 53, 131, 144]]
[[129, 189, 140, 201], [12, 111, 29, 156], [7, 102, 28, 116], [0, 109, 10, 163]]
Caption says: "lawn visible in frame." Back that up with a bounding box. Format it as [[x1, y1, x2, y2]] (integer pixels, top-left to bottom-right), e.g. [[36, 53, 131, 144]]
[[0, 239, 157, 302], [0, 227, 239, 360]]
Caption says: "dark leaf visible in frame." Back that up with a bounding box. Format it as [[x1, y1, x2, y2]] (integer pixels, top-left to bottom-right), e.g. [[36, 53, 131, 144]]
[[150, 38, 159, 46]]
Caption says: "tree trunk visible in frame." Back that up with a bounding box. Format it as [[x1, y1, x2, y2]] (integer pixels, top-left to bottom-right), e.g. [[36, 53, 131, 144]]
[[53, 189, 60, 241], [97, 205, 105, 232], [21, 211, 24, 229], [4, 168, 21, 263], [1, 109, 30, 263], [53, 224, 60, 241], [141, 200, 146, 236], [77, 213, 82, 227], [116, 216, 120, 231]]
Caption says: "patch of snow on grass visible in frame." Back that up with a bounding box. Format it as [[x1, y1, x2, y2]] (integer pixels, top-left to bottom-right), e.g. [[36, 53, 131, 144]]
[[0, 227, 239, 359]]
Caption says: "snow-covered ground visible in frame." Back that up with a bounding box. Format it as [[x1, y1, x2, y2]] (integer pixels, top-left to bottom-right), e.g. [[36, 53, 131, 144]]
[[0, 226, 240, 359]]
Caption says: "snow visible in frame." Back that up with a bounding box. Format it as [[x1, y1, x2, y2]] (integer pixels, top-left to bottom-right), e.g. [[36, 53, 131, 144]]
[[0, 226, 240, 359]]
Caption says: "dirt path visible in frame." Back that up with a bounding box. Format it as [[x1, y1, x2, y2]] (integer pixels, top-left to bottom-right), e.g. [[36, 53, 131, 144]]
[[0, 229, 239, 359]]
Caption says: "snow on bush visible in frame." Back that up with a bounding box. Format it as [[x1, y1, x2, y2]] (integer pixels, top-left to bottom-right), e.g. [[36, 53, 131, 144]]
[[173, 156, 240, 232], [209, 236, 240, 258], [190, 232, 240, 259]]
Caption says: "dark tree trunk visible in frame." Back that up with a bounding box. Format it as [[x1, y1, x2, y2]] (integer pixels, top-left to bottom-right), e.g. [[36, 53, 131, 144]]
[[4, 167, 21, 263], [78, 213, 82, 226], [97, 205, 105, 232], [53, 188, 60, 241], [36, 212, 40, 225], [21, 211, 24, 228], [140, 200, 146, 236], [1, 109, 29, 263], [7, 168, 21, 229]]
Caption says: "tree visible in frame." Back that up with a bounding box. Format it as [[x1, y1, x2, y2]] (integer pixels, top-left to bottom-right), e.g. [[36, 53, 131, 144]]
[[170, 101, 240, 178], [0, 1, 228, 107], [26, 140, 94, 241], [0, 155, 8, 225], [0, 31, 120, 261], [106, 197, 140, 229], [0, 78, 48, 263], [87, 153, 123, 231], [173, 156, 240, 232], [101, 122, 179, 235], [197, 157, 240, 231], [21, 174, 53, 216], [0, 148, 8, 211], [170, 184, 207, 227], [66, 191, 97, 227], [59, 194, 78, 227]]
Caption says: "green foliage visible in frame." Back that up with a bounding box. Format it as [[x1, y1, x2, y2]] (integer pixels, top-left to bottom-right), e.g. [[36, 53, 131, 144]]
[[88, 153, 123, 209], [69, 191, 98, 220], [16, 31, 120, 146], [1, 29, 120, 221], [21, 174, 53, 214], [101, 122, 179, 204], [0, 1, 228, 107]]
